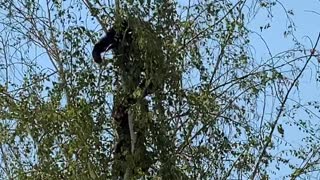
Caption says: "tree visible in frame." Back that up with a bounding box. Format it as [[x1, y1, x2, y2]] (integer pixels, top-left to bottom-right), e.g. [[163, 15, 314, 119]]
[[0, 0, 320, 179]]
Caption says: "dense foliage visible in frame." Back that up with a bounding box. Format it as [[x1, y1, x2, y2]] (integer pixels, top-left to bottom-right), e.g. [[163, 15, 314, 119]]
[[0, 0, 320, 179]]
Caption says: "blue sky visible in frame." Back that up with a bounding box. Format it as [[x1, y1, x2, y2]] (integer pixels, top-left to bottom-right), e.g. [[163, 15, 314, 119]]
[[252, 1, 320, 116], [248, 1, 320, 178], [253, 0, 320, 60]]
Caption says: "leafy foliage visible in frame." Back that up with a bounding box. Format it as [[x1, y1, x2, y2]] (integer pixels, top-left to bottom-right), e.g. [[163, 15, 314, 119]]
[[0, 0, 319, 179]]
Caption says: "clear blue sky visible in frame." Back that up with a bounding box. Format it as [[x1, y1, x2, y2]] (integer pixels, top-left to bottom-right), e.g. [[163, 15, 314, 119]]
[[251, 1, 320, 116], [249, 1, 320, 178]]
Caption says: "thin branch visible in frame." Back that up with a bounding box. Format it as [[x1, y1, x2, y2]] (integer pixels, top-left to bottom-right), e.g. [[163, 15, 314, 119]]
[[250, 32, 320, 179]]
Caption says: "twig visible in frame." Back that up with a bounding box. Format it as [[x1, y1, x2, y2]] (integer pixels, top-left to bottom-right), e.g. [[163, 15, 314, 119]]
[[250, 32, 320, 179]]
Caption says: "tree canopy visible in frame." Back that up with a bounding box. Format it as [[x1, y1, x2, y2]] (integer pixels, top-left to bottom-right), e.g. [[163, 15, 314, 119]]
[[0, 0, 320, 179]]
